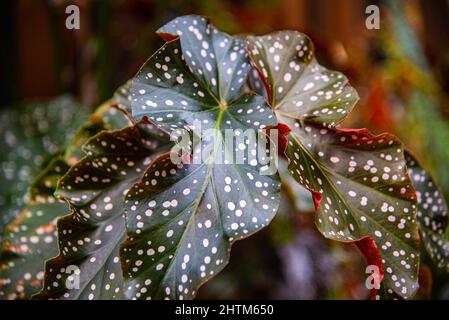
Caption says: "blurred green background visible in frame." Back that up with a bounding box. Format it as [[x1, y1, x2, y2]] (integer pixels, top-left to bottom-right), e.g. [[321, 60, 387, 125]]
[[1, 0, 449, 299]]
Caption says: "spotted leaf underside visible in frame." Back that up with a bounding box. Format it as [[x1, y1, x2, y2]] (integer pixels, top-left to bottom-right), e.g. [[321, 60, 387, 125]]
[[406, 152, 449, 271], [0, 104, 131, 300], [35, 124, 170, 300], [247, 31, 420, 299], [123, 16, 280, 300]]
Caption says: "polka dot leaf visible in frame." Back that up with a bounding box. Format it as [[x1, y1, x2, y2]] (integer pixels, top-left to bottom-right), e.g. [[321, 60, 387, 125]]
[[132, 18, 260, 133], [406, 152, 449, 271], [246, 30, 422, 299], [0, 158, 69, 300], [156, 15, 250, 103], [123, 19, 281, 299], [284, 122, 420, 298], [247, 31, 359, 127], [2, 15, 434, 301], [111, 80, 133, 113], [34, 123, 171, 300], [62, 103, 133, 163], [0, 104, 132, 300], [121, 140, 281, 300]]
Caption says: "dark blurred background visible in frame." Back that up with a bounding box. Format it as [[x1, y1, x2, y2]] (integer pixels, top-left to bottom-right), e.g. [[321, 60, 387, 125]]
[[1, 0, 449, 299], [2, 0, 448, 107]]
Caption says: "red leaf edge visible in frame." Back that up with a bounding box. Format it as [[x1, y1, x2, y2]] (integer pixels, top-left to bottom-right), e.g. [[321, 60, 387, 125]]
[[275, 123, 418, 299]]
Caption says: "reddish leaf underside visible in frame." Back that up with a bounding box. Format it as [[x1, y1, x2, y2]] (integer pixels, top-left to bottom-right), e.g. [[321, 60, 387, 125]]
[[355, 237, 384, 299]]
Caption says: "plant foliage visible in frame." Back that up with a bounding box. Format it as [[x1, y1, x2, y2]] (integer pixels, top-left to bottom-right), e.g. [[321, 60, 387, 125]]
[[1, 14, 448, 300], [0, 103, 131, 299]]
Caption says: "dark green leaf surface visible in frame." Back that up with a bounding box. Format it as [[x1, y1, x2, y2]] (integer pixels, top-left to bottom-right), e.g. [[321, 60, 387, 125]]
[[124, 18, 281, 299], [29, 157, 69, 204], [0, 104, 131, 300], [157, 15, 250, 103], [0, 156, 69, 299], [0, 199, 67, 300], [247, 30, 420, 299], [121, 139, 280, 299], [0, 158, 69, 300], [278, 158, 314, 213], [112, 81, 133, 113], [35, 124, 170, 300], [131, 40, 257, 134], [285, 123, 419, 298], [247, 31, 358, 127], [248, 67, 268, 100], [406, 152, 449, 271], [63, 104, 132, 164]]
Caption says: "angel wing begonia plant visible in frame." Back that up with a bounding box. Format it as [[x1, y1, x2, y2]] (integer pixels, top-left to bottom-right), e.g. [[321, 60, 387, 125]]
[[1, 15, 448, 300]]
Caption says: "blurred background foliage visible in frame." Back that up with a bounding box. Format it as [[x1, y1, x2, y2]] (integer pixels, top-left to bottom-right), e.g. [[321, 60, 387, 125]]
[[1, 0, 449, 299]]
